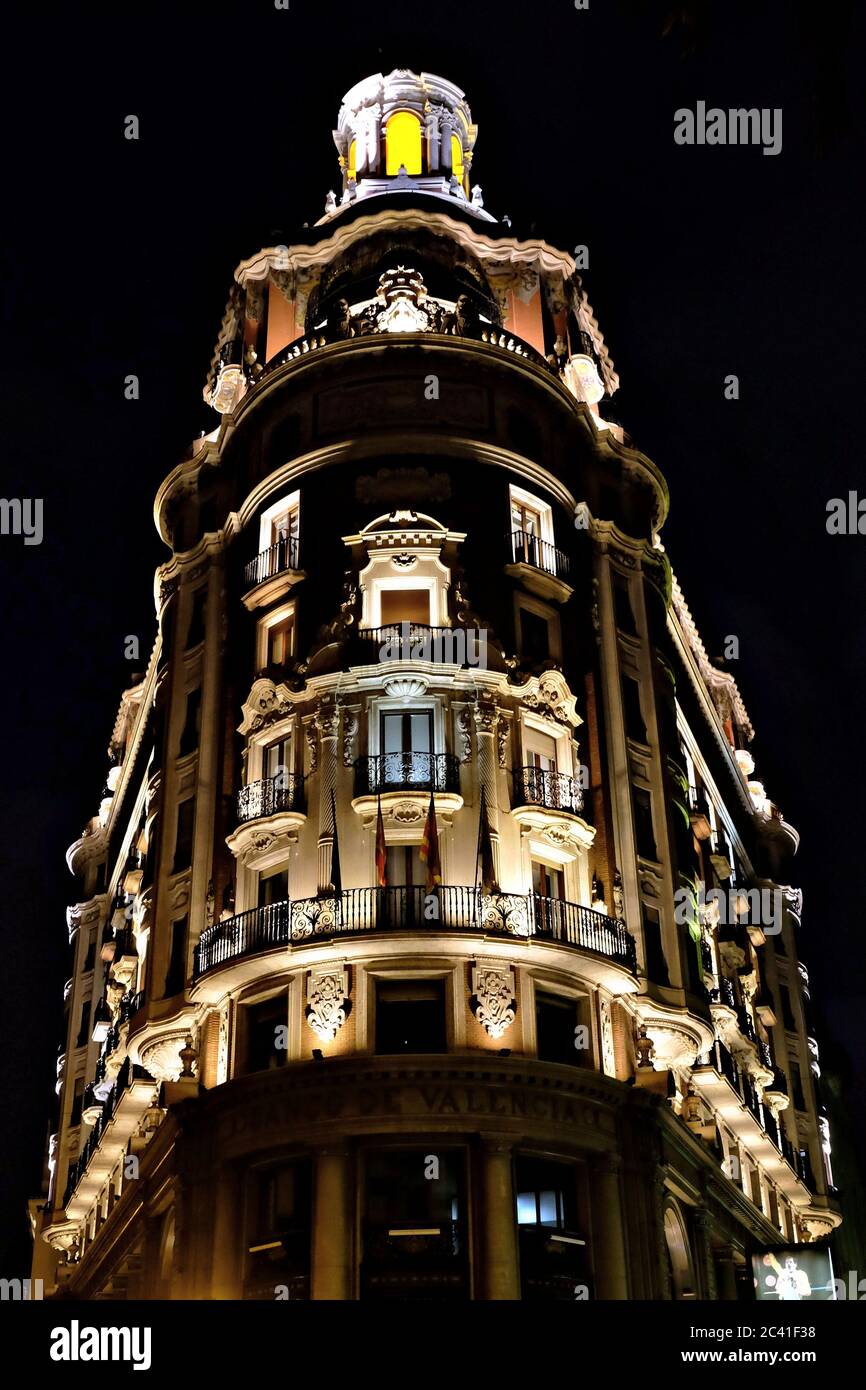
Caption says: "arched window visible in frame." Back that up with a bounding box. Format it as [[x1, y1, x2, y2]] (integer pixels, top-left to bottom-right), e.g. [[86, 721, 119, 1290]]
[[450, 133, 464, 182], [663, 1204, 697, 1299], [386, 111, 423, 175]]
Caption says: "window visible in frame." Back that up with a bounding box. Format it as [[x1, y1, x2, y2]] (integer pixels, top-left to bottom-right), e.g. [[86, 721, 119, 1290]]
[[525, 729, 558, 774], [509, 485, 555, 572], [385, 111, 423, 175], [76, 1003, 91, 1049], [379, 587, 431, 626], [535, 990, 588, 1067], [790, 1061, 806, 1111], [519, 607, 550, 662], [613, 575, 638, 635], [245, 1160, 312, 1300], [172, 798, 195, 874], [259, 491, 300, 559], [375, 979, 446, 1054], [262, 737, 292, 783], [379, 709, 434, 788], [265, 613, 294, 667], [385, 845, 425, 888], [83, 930, 96, 973], [70, 1077, 85, 1128], [779, 984, 797, 1031], [185, 586, 207, 648], [361, 1149, 467, 1301], [621, 674, 647, 744], [515, 1157, 586, 1301], [164, 916, 187, 997], [347, 140, 357, 182], [244, 995, 288, 1074], [532, 859, 565, 900], [258, 865, 289, 908], [632, 785, 657, 861], [641, 904, 670, 985], [179, 687, 201, 757]]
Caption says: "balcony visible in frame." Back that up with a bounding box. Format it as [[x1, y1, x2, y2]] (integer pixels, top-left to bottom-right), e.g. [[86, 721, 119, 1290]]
[[350, 625, 486, 667], [237, 774, 306, 824], [510, 766, 593, 859], [692, 1040, 812, 1204], [192, 887, 637, 979], [226, 774, 308, 870], [355, 752, 460, 797], [505, 531, 573, 604], [242, 535, 304, 611], [513, 767, 583, 816], [63, 1057, 159, 1216]]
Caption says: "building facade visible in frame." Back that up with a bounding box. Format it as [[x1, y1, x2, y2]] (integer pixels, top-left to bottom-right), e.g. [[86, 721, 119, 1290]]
[[30, 69, 841, 1301]]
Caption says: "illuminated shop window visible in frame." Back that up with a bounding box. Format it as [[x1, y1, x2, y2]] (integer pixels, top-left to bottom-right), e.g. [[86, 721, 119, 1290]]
[[386, 111, 423, 175], [244, 1160, 312, 1300]]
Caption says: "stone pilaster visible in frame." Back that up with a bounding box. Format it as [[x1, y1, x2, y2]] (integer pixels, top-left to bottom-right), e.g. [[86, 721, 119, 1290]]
[[311, 1145, 353, 1299], [474, 699, 501, 882], [315, 699, 340, 892], [591, 1154, 629, 1299], [479, 1137, 520, 1299]]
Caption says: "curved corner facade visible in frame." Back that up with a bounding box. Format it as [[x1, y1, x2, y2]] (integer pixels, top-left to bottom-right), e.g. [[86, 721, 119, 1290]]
[[30, 68, 840, 1302]]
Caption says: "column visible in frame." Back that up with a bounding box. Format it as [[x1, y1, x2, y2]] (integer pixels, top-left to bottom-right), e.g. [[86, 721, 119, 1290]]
[[716, 1245, 740, 1302], [590, 1155, 629, 1299], [480, 1137, 520, 1299], [474, 700, 501, 883], [311, 1145, 353, 1300], [211, 1163, 242, 1299], [693, 1209, 718, 1300], [315, 700, 340, 893]]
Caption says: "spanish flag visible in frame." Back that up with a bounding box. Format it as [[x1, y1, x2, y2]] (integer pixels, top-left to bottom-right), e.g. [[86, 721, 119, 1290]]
[[375, 791, 387, 888], [420, 790, 442, 892]]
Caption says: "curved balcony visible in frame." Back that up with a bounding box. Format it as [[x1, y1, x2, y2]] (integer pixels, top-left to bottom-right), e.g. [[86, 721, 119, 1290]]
[[351, 751, 463, 825], [354, 752, 460, 797], [510, 767, 594, 859], [237, 774, 306, 824], [192, 886, 637, 979], [505, 531, 573, 604], [513, 767, 583, 816], [350, 624, 487, 667], [242, 535, 304, 611], [227, 774, 308, 870]]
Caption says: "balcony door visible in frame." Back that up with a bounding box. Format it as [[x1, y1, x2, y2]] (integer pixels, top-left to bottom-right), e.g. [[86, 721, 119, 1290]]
[[532, 859, 566, 936], [511, 497, 543, 567], [381, 710, 433, 788]]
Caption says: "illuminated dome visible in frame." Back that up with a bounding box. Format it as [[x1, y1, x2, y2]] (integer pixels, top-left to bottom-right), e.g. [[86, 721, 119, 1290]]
[[322, 68, 496, 223]]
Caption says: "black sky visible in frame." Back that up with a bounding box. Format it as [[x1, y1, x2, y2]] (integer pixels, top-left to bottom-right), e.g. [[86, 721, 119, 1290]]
[[1, 0, 864, 1271]]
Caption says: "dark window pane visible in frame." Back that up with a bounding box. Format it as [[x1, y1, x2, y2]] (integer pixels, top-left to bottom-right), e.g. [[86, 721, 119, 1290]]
[[375, 979, 446, 1054]]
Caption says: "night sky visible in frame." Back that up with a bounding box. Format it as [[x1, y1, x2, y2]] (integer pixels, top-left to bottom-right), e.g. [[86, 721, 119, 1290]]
[[1, 0, 864, 1272]]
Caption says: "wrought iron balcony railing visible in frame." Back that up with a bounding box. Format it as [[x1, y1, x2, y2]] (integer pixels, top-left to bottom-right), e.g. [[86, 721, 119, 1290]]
[[244, 535, 300, 590], [513, 766, 583, 815], [237, 774, 306, 824], [508, 530, 570, 579], [193, 887, 637, 978], [354, 752, 460, 797], [711, 976, 736, 1010]]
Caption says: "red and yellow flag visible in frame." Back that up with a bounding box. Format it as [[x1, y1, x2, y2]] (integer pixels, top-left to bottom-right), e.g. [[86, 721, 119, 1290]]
[[375, 792, 387, 888], [420, 791, 442, 892]]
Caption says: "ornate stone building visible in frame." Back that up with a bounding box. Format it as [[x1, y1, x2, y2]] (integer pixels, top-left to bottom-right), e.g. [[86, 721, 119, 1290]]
[[30, 69, 840, 1301]]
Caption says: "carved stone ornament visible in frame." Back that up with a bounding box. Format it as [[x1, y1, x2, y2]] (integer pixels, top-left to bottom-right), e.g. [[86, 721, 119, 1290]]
[[392, 801, 424, 824], [342, 710, 359, 767], [238, 678, 294, 737], [519, 671, 581, 729], [304, 720, 318, 774], [305, 968, 351, 1041], [457, 708, 473, 763], [600, 997, 616, 1077], [471, 964, 517, 1039], [496, 717, 509, 769]]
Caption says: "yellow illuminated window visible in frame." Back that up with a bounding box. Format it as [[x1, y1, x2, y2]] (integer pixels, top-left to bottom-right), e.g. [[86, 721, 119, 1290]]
[[451, 134, 464, 181], [386, 111, 422, 175], [348, 139, 357, 181]]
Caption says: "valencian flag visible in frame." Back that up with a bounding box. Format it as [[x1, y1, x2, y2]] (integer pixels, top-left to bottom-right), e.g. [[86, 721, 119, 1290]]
[[419, 790, 442, 892], [477, 786, 498, 894], [329, 789, 342, 897], [375, 791, 387, 888]]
